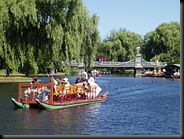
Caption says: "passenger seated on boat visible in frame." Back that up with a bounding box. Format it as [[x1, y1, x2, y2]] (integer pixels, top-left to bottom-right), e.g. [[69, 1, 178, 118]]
[[75, 85, 87, 99], [82, 71, 88, 79], [75, 77, 80, 83], [60, 78, 70, 95], [24, 77, 39, 100], [87, 71, 95, 83], [60, 78, 70, 86], [50, 76, 59, 95], [24, 87, 32, 100], [38, 86, 50, 101], [81, 79, 88, 89], [85, 82, 91, 92], [88, 80, 102, 98], [82, 80, 94, 99], [77, 79, 91, 99], [75, 77, 83, 86], [23, 86, 41, 101], [87, 71, 102, 97], [31, 77, 38, 84]]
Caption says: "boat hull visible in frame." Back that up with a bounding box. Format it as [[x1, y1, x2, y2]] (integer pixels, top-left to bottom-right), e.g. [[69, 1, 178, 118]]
[[36, 93, 108, 110], [11, 98, 30, 108], [11, 98, 38, 109]]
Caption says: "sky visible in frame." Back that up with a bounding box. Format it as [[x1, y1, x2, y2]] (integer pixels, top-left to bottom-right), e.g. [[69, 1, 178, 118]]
[[83, 0, 180, 40]]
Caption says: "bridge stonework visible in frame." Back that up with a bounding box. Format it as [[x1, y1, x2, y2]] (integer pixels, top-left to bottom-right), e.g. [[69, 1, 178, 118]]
[[134, 53, 143, 77]]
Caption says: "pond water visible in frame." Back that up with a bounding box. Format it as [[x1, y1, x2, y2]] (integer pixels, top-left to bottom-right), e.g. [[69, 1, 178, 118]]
[[0, 74, 180, 136]]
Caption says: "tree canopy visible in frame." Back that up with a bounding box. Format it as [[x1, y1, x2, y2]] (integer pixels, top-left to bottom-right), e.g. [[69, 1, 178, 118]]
[[97, 30, 142, 62], [0, 0, 99, 75], [0, 0, 180, 75], [97, 22, 180, 66], [141, 22, 180, 65]]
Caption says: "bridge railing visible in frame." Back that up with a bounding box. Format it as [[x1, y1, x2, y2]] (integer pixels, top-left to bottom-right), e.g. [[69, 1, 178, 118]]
[[64, 60, 167, 68], [94, 61, 122, 65], [94, 61, 167, 67], [93, 61, 136, 66], [141, 61, 167, 67]]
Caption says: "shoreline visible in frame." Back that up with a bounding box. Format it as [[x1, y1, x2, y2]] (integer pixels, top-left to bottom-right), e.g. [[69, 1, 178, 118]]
[[0, 73, 68, 83], [0, 80, 31, 83], [0, 73, 67, 77]]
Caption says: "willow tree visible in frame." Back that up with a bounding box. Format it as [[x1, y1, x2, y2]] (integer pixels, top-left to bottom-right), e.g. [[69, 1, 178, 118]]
[[0, 0, 9, 68], [0, 0, 38, 75], [35, 0, 99, 73], [35, 0, 85, 73], [99, 30, 142, 62], [141, 22, 180, 65], [0, 0, 99, 75], [82, 15, 100, 71]]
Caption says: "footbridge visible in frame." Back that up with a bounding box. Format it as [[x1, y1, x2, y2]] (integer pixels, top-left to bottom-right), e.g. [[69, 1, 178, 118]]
[[69, 59, 166, 68], [91, 59, 166, 68], [64, 57, 167, 77], [63, 47, 167, 77]]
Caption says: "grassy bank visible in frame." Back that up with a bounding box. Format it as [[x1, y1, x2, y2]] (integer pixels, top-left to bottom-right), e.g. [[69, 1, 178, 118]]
[[0, 76, 32, 82], [0, 76, 32, 80], [0, 69, 71, 82]]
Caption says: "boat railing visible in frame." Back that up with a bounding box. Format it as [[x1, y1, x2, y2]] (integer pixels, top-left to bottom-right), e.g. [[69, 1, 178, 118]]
[[18, 83, 99, 104], [18, 83, 54, 102], [52, 85, 98, 103]]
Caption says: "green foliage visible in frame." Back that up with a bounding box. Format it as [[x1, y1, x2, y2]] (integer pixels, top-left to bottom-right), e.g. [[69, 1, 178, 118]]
[[98, 30, 142, 61], [0, 0, 100, 75], [141, 22, 180, 65], [0, 0, 180, 75]]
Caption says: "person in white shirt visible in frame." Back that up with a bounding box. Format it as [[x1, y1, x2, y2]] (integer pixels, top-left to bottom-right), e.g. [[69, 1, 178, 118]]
[[60, 77, 70, 95], [87, 71, 102, 98], [88, 73, 95, 83], [51, 76, 59, 94], [60, 77, 70, 87], [82, 71, 88, 79]]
